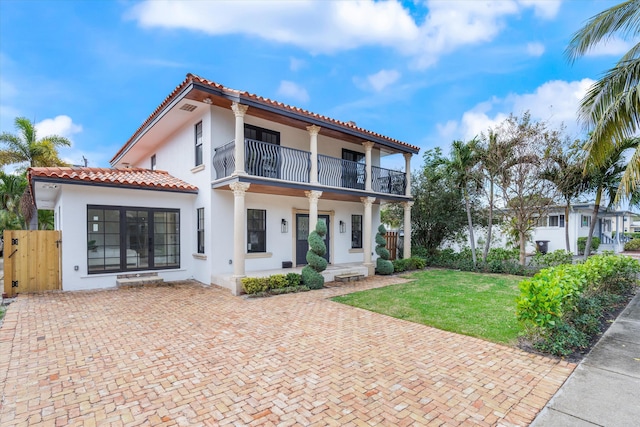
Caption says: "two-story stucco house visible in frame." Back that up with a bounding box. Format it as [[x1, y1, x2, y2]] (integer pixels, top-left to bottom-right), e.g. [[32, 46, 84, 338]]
[[28, 74, 419, 294]]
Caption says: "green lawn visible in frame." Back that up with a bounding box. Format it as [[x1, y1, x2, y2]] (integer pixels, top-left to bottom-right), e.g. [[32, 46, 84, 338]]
[[332, 269, 523, 345]]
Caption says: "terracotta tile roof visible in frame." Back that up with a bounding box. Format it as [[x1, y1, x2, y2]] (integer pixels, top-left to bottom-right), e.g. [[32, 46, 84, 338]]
[[29, 167, 198, 193], [111, 73, 419, 164]]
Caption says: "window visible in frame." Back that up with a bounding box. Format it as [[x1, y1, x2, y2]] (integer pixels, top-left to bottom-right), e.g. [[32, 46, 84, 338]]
[[197, 208, 205, 254], [87, 206, 179, 273], [536, 216, 547, 227], [351, 215, 363, 249], [195, 121, 203, 166], [581, 215, 591, 227], [548, 215, 565, 227], [150, 154, 156, 171], [247, 209, 266, 253]]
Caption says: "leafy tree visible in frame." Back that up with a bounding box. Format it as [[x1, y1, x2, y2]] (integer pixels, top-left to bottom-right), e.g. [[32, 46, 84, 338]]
[[0, 171, 27, 231], [411, 148, 469, 252], [494, 113, 559, 265], [0, 117, 71, 171], [566, 0, 640, 201], [380, 203, 403, 230], [582, 137, 639, 258], [447, 138, 481, 266], [540, 140, 589, 252]]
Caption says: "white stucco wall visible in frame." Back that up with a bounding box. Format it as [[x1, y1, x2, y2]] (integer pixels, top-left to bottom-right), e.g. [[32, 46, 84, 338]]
[[55, 184, 197, 291]]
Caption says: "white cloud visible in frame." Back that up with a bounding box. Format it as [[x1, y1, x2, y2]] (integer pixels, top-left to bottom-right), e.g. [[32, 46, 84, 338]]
[[35, 115, 82, 142], [517, 0, 561, 19], [526, 42, 545, 57], [289, 57, 306, 72], [584, 37, 633, 57], [356, 69, 401, 92], [128, 0, 556, 69], [276, 81, 310, 104], [438, 78, 595, 141]]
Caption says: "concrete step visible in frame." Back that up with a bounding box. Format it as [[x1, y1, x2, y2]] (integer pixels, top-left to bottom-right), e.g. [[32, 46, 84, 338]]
[[116, 273, 164, 288], [334, 273, 365, 282]]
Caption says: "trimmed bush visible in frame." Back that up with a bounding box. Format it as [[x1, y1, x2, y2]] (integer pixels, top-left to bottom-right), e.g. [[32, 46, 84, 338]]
[[529, 249, 574, 268], [375, 224, 394, 275], [241, 277, 269, 294], [286, 272, 301, 287], [577, 236, 600, 255], [624, 238, 640, 251], [267, 274, 288, 289], [301, 221, 327, 289]]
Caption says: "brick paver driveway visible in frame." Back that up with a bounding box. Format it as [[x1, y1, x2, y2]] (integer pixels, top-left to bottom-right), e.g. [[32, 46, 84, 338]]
[[0, 277, 575, 426]]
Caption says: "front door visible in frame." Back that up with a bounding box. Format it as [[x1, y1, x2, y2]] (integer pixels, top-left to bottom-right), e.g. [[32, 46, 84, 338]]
[[296, 214, 330, 266]]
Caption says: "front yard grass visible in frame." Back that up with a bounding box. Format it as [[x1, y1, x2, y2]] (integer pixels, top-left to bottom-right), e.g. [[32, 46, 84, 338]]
[[332, 269, 523, 345]]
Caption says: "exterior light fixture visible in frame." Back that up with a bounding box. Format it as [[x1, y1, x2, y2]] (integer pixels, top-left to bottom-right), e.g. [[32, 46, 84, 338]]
[[339, 220, 346, 233], [281, 219, 288, 233]]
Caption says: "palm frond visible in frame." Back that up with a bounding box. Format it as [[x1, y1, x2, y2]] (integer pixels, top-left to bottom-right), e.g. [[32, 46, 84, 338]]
[[566, 0, 640, 62]]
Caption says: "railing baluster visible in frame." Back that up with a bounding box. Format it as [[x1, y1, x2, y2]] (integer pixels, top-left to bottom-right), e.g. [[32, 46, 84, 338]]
[[213, 140, 236, 179]]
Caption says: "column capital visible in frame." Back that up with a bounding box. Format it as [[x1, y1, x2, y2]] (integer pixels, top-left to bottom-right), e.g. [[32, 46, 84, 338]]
[[231, 102, 249, 117], [403, 201, 414, 209], [360, 196, 376, 207], [362, 141, 375, 151], [403, 152, 412, 160], [306, 125, 321, 136], [229, 182, 250, 196], [305, 190, 323, 202]]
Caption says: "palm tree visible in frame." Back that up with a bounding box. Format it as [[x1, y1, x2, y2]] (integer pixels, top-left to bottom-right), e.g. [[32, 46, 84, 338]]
[[0, 171, 27, 230], [448, 138, 481, 266], [566, 0, 640, 201], [539, 142, 588, 252], [0, 117, 71, 170], [583, 137, 639, 259]]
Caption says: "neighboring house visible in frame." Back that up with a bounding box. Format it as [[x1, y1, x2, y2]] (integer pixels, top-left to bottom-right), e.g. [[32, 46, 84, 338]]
[[28, 73, 418, 295]]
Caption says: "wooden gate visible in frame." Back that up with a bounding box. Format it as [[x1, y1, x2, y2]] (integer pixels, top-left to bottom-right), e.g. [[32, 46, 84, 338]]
[[385, 231, 398, 261], [3, 230, 62, 297]]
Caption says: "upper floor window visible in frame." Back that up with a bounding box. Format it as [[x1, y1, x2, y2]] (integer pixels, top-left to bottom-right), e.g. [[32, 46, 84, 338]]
[[549, 214, 565, 227], [247, 209, 266, 253], [195, 121, 203, 166], [581, 215, 591, 228], [150, 154, 156, 171]]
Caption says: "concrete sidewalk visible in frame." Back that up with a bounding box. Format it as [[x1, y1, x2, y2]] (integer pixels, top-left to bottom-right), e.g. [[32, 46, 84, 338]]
[[531, 291, 640, 427]]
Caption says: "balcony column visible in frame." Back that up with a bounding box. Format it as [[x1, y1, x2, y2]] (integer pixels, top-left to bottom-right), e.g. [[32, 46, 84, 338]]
[[230, 182, 250, 295], [307, 125, 321, 184], [231, 102, 248, 175], [363, 141, 374, 192], [403, 153, 412, 197], [403, 201, 413, 259], [361, 196, 376, 275], [306, 190, 323, 232]]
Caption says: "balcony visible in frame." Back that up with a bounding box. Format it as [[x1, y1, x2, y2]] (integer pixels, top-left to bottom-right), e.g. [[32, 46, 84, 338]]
[[213, 139, 407, 196]]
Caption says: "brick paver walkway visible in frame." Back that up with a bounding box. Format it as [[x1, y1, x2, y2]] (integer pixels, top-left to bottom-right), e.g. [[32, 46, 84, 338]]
[[0, 277, 575, 426]]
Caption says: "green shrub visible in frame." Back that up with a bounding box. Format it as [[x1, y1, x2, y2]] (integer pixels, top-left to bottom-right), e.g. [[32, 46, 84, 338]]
[[532, 320, 589, 356], [577, 236, 600, 255], [267, 274, 288, 290], [412, 246, 429, 258], [301, 221, 327, 289], [486, 248, 519, 263], [375, 224, 394, 275], [529, 250, 574, 268], [392, 256, 426, 273], [392, 259, 407, 272], [285, 273, 301, 287], [241, 277, 269, 294], [624, 238, 640, 251], [270, 285, 310, 295]]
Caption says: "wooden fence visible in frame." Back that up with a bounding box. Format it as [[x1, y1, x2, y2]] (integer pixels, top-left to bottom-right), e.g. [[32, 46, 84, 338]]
[[384, 231, 398, 261], [3, 230, 62, 297]]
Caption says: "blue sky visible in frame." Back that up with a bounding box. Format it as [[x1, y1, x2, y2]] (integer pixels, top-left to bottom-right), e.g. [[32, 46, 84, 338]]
[[0, 0, 628, 171]]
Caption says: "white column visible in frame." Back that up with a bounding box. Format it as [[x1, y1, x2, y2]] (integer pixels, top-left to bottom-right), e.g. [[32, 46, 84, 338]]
[[403, 153, 412, 197], [230, 182, 250, 293], [403, 201, 413, 259], [307, 125, 321, 184], [231, 102, 248, 175], [363, 142, 374, 192], [306, 190, 323, 232], [361, 197, 376, 270]]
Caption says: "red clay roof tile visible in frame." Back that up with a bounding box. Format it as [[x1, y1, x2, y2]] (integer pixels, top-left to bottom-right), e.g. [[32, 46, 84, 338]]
[[111, 73, 419, 164], [29, 167, 198, 193]]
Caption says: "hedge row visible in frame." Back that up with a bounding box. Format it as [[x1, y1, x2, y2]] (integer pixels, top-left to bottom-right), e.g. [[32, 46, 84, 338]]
[[241, 273, 308, 296], [516, 254, 640, 356]]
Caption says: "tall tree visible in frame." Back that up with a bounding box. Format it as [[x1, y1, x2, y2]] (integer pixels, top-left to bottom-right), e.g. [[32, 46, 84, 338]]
[[566, 0, 640, 201], [539, 140, 588, 252], [0, 117, 71, 170], [447, 138, 481, 265], [0, 171, 27, 231], [495, 113, 559, 265], [582, 137, 639, 258]]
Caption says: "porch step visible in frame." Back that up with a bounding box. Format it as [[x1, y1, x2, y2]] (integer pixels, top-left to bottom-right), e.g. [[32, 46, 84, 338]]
[[334, 273, 365, 282], [116, 273, 164, 288]]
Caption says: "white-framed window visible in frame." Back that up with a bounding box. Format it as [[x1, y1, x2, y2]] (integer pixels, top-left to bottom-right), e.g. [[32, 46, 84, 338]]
[[549, 214, 565, 227], [151, 154, 156, 171], [247, 209, 266, 253], [581, 215, 591, 228], [196, 208, 205, 254], [195, 121, 203, 166]]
